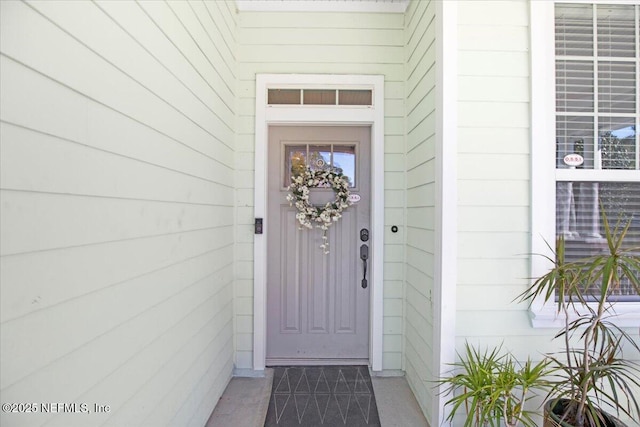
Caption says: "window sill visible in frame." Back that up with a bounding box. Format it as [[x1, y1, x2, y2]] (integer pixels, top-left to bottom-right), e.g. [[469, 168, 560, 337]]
[[529, 303, 640, 328]]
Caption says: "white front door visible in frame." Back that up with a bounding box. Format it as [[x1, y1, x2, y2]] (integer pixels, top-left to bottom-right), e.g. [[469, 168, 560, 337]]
[[266, 126, 371, 364]]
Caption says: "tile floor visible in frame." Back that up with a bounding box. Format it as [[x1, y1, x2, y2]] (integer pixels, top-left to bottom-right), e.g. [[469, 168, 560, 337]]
[[205, 369, 429, 427]]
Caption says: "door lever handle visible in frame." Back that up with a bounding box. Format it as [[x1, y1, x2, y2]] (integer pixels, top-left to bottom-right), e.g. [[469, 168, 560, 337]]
[[360, 244, 369, 289]]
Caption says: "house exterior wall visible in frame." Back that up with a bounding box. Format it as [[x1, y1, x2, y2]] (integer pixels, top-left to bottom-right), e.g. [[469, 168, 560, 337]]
[[403, 0, 438, 422], [0, 1, 237, 426], [449, 3, 540, 423], [456, 1, 535, 352], [235, 10, 406, 371]]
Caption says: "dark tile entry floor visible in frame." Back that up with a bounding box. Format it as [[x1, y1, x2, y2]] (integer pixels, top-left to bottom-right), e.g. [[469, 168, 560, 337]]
[[263, 366, 381, 426]]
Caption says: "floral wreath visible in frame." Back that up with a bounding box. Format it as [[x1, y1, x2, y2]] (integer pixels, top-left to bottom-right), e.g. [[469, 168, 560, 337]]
[[286, 166, 352, 254]]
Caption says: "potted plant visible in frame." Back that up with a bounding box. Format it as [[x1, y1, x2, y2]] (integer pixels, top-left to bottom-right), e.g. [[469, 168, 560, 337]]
[[439, 342, 552, 427], [518, 212, 640, 427]]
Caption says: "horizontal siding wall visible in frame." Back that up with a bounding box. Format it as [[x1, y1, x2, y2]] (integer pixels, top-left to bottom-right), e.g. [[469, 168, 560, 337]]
[[453, 3, 542, 425], [403, 0, 437, 422], [236, 11, 405, 371], [0, 1, 236, 426], [453, 11, 544, 417], [456, 0, 532, 351]]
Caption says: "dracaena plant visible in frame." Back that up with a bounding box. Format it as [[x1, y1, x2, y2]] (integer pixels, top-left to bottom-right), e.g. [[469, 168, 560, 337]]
[[439, 342, 552, 427], [518, 211, 640, 427]]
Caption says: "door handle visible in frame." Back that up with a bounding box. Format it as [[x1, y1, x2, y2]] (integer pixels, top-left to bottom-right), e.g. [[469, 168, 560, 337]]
[[360, 244, 369, 289]]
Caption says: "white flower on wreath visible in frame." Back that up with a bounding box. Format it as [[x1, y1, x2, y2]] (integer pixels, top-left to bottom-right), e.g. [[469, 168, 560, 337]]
[[287, 166, 352, 254]]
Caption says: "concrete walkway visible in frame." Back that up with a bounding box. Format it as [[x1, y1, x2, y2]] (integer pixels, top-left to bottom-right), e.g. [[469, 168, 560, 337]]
[[205, 370, 429, 427]]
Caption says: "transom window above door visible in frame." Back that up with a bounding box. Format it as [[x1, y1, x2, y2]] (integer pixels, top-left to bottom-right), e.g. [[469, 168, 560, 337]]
[[284, 144, 357, 188], [268, 89, 373, 106]]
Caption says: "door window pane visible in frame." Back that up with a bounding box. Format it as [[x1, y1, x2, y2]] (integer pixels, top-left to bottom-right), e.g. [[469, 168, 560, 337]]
[[338, 90, 372, 106], [332, 145, 356, 187], [283, 144, 356, 188], [303, 90, 336, 105], [308, 145, 332, 173], [268, 89, 301, 105], [285, 145, 307, 186]]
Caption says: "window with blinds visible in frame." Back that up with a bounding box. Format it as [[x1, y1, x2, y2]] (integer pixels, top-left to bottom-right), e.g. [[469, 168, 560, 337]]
[[554, 3, 640, 300]]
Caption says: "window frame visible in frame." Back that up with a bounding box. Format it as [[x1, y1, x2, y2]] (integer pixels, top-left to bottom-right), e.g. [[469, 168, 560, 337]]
[[530, 0, 640, 328]]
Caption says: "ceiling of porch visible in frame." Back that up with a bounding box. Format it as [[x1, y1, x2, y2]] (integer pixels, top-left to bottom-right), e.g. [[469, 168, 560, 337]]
[[235, 0, 410, 13]]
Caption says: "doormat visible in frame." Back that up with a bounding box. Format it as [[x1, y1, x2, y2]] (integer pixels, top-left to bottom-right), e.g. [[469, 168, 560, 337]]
[[263, 366, 381, 426]]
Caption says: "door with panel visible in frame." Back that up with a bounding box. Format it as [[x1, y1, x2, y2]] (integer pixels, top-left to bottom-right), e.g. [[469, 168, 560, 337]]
[[266, 126, 371, 364]]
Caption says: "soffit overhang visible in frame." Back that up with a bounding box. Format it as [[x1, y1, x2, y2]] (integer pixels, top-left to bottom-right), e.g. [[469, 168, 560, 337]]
[[236, 0, 409, 13]]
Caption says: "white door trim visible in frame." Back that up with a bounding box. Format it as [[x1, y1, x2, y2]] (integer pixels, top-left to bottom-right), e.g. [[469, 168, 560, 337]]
[[253, 74, 385, 371]]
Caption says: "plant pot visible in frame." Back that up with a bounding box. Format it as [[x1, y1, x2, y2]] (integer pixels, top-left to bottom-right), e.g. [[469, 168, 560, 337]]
[[543, 399, 628, 427]]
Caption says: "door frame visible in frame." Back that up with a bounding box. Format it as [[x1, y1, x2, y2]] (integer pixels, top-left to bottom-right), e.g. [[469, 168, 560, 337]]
[[253, 74, 385, 371]]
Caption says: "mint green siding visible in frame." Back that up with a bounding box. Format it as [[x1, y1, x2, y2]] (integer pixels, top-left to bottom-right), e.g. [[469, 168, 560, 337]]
[[0, 1, 237, 426], [456, 0, 532, 348], [454, 0, 577, 366], [403, 0, 438, 422]]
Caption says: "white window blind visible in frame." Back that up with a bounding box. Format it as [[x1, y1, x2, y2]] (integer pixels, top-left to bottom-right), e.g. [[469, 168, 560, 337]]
[[555, 3, 640, 300]]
